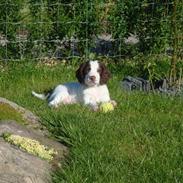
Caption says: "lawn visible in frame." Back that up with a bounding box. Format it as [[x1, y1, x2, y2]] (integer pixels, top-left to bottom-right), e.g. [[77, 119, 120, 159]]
[[0, 60, 183, 183]]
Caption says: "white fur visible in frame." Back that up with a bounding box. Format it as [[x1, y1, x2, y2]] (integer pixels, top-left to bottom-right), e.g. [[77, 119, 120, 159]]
[[31, 91, 47, 100], [32, 61, 111, 110], [84, 60, 100, 87]]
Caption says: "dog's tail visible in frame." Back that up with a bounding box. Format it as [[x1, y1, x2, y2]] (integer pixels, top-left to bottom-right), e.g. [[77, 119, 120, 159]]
[[32, 91, 47, 100]]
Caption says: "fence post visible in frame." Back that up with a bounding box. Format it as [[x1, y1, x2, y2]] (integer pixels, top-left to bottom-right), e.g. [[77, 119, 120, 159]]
[[5, 0, 8, 62], [85, 0, 89, 60], [170, 0, 178, 85]]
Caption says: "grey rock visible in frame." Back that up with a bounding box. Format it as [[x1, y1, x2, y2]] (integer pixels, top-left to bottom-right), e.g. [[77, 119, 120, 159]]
[[0, 137, 51, 183], [121, 76, 151, 92], [0, 97, 68, 183], [0, 121, 68, 183], [0, 121, 67, 156], [0, 97, 49, 136], [121, 77, 183, 96], [0, 97, 39, 126]]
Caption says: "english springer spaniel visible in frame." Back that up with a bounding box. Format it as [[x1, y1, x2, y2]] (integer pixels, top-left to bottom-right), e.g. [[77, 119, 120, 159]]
[[32, 60, 116, 111]]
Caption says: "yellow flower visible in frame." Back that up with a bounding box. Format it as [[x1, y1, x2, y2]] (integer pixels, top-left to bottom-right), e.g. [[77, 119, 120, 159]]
[[3, 133, 57, 161]]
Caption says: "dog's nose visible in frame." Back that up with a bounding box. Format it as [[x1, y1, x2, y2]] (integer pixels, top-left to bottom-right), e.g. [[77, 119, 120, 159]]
[[89, 76, 96, 81]]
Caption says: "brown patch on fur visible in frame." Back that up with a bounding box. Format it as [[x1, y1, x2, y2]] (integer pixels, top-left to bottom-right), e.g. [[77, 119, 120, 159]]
[[76, 61, 90, 84], [99, 63, 111, 85], [76, 61, 111, 85]]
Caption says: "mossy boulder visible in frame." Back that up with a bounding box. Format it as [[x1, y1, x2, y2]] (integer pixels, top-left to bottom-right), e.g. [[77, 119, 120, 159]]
[[0, 102, 26, 123], [0, 97, 68, 183], [0, 97, 40, 126]]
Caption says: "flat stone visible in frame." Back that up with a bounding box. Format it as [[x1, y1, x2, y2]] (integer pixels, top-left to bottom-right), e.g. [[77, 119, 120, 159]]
[[0, 138, 50, 183], [0, 120, 68, 162], [0, 120, 68, 183], [0, 97, 68, 183]]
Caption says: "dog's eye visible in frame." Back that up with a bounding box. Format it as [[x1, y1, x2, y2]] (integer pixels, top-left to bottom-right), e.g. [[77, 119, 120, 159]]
[[86, 67, 91, 73]]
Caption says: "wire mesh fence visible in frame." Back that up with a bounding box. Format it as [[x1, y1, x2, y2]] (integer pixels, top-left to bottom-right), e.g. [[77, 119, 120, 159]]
[[0, 0, 182, 62]]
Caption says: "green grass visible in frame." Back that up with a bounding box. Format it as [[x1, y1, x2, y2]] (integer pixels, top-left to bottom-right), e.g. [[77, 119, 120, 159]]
[[0, 61, 183, 183]]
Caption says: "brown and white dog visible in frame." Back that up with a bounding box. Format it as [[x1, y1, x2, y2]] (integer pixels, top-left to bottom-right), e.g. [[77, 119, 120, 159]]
[[32, 60, 116, 111]]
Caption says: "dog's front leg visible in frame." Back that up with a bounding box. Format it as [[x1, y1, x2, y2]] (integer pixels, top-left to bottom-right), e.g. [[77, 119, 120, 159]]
[[83, 97, 99, 111], [110, 100, 117, 107], [89, 103, 99, 111]]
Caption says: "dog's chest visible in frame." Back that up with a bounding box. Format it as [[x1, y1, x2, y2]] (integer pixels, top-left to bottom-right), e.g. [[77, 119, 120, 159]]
[[86, 88, 99, 98], [83, 85, 108, 102]]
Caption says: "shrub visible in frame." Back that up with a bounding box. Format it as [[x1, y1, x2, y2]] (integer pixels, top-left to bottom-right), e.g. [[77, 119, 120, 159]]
[[0, 0, 23, 59]]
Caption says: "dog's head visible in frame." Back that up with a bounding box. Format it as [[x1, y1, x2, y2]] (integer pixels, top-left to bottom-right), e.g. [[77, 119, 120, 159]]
[[76, 60, 111, 87]]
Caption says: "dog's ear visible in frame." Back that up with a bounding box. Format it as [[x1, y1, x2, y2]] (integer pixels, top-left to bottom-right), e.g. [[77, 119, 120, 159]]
[[76, 62, 89, 84], [99, 63, 111, 85]]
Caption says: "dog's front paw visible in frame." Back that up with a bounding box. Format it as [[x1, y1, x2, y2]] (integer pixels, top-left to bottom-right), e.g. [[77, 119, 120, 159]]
[[89, 104, 99, 112], [48, 101, 59, 108], [110, 100, 117, 107]]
